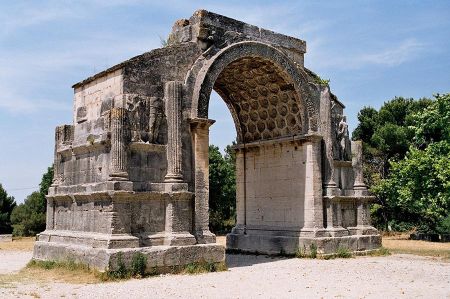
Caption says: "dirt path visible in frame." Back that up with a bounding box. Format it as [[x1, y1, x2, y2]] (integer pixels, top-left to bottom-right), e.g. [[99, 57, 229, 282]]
[[0, 251, 32, 274], [1, 252, 449, 298]]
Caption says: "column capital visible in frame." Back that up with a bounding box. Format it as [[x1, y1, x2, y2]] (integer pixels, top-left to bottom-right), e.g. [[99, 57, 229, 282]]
[[189, 118, 216, 130]]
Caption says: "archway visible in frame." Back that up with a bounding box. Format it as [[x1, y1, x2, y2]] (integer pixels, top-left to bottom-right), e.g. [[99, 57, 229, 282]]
[[189, 42, 324, 252], [36, 11, 380, 270]]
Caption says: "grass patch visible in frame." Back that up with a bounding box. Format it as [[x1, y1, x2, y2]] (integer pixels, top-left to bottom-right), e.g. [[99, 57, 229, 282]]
[[183, 260, 227, 274], [336, 246, 352, 258], [26, 259, 104, 283], [366, 247, 391, 257], [20, 256, 227, 284], [295, 244, 318, 259], [106, 251, 227, 280], [0, 237, 35, 251], [382, 237, 450, 259]]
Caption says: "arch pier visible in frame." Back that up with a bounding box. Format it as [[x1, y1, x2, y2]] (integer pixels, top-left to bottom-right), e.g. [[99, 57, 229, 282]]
[[34, 10, 380, 271]]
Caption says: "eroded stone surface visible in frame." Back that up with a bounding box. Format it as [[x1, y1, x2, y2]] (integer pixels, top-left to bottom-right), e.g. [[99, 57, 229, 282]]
[[36, 9, 379, 270]]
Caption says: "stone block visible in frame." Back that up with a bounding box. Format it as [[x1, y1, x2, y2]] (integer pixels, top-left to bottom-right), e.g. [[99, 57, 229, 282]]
[[37, 10, 379, 269]]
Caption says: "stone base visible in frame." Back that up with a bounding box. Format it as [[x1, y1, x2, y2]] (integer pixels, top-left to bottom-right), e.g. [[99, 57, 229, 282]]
[[226, 231, 381, 255], [33, 241, 225, 272]]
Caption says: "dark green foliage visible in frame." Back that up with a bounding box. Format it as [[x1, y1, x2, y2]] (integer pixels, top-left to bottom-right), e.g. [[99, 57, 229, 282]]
[[11, 192, 46, 236], [11, 166, 53, 236], [294, 244, 318, 259], [0, 184, 16, 234], [352, 107, 379, 143], [335, 247, 352, 258], [359, 94, 449, 233], [39, 166, 54, 202], [131, 252, 147, 277], [27, 259, 91, 272], [309, 244, 318, 259], [108, 252, 129, 279], [437, 215, 450, 234], [184, 260, 227, 274], [353, 97, 432, 182], [209, 144, 236, 233]]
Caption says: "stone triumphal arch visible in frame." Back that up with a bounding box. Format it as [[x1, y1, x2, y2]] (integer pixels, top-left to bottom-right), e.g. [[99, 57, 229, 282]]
[[34, 10, 380, 270]]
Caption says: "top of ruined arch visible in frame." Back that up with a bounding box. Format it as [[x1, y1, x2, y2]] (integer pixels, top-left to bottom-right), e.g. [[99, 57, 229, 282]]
[[169, 9, 306, 54], [72, 10, 307, 89]]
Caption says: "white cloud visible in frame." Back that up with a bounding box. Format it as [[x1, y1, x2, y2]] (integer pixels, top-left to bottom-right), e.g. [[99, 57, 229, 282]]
[[308, 38, 425, 71], [358, 38, 425, 67], [0, 87, 70, 113]]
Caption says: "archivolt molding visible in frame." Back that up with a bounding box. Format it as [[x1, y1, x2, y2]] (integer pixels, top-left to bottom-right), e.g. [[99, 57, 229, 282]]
[[187, 41, 320, 137]]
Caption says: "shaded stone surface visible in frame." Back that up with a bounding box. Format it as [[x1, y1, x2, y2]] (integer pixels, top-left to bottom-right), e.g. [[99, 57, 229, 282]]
[[35, 9, 379, 270]]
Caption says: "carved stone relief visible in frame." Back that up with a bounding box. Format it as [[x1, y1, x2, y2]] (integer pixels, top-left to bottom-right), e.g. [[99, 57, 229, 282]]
[[126, 94, 164, 144]]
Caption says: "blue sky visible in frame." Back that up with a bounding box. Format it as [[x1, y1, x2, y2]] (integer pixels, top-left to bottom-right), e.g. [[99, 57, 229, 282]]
[[0, 0, 449, 203]]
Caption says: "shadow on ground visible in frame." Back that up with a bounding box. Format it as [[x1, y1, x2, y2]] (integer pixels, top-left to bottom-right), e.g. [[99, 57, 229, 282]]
[[225, 253, 286, 268]]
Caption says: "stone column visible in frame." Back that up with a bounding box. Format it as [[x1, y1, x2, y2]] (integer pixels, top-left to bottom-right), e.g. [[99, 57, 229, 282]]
[[320, 87, 338, 196], [109, 107, 129, 181], [52, 127, 61, 186], [164, 81, 184, 182], [356, 200, 371, 226], [45, 198, 55, 230], [190, 118, 216, 243], [302, 134, 326, 236], [351, 140, 368, 195], [230, 147, 246, 235], [349, 140, 377, 235]]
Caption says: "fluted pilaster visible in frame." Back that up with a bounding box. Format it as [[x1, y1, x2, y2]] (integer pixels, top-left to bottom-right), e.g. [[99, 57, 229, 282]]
[[164, 81, 184, 182], [109, 107, 129, 181]]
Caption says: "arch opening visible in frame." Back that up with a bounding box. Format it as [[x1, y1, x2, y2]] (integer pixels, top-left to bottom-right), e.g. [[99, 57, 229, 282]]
[[195, 53, 311, 245], [213, 56, 306, 144]]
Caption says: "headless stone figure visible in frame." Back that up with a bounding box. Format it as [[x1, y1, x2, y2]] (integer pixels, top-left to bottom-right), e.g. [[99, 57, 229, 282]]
[[337, 116, 351, 160]]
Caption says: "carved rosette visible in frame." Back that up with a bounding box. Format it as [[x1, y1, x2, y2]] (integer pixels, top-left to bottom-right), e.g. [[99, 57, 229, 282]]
[[164, 81, 184, 182], [109, 107, 129, 181]]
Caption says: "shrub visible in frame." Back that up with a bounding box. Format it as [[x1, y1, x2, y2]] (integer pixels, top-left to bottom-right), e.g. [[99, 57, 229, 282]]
[[437, 215, 450, 235], [309, 244, 318, 258], [336, 247, 352, 258], [108, 252, 129, 279], [131, 252, 147, 277], [295, 246, 307, 258]]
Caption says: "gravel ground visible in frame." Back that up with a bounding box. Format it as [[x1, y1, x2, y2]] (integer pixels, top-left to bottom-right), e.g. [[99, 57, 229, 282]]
[[0, 251, 32, 274], [0, 251, 449, 298]]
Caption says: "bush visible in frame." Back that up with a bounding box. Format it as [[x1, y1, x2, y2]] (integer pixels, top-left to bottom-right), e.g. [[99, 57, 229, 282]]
[[11, 166, 53, 236], [11, 192, 46, 236], [309, 244, 318, 258], [437, 215, 450, 235], [108, 252, 129, 279], [336, 247, 352, 258], [131, 252, 147, 277], [0, 183, 16, 234]]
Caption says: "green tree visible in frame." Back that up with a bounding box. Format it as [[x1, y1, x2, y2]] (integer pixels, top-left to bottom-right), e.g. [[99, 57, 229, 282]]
[[352, 96, 433, 230], [372, 93, 450, 233], [11, 192, 46, 236], [209, 144, 236, 233], [0, 184, 16, 234], [352, 107, 379, 144], [11, 166, 53, 236]]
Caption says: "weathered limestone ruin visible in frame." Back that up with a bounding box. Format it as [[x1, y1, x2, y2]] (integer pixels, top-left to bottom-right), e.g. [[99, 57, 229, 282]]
[[33, 10, 380, 270]]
